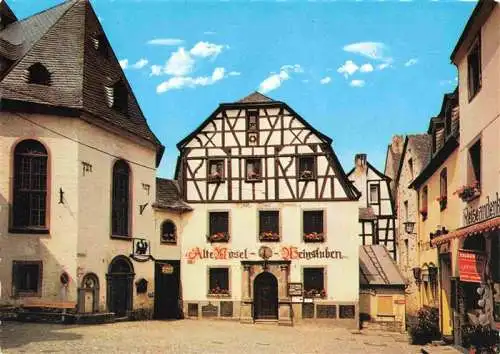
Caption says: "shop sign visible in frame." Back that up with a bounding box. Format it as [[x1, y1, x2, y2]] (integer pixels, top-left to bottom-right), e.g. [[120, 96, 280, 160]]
[[463, 193, 500, 227], [458, 249, 487, 283], [161, 264, 174, 274], [184, 245, 343, 263], [288, 282, 303, 297]]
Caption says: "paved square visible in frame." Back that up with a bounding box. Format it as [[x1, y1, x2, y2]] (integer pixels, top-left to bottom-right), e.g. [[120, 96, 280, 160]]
[[1, 320, 421, 353]]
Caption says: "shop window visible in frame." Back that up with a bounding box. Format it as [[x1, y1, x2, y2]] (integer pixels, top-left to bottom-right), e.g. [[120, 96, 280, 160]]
[[12, 140, 49, 231], [303, 268, 325, 298], [420, 186, 428, 221], [208, 268, 229, 295], [208, 159, 224, 183], [439, 168, 447, 211], [467, 36, 481, 101], [160, 220, 176, 244], [27, 63, 51, 85], [303, 210, 324, 242], [208, 211, 229, 242], [297, 156, 316, 181], [369, 184, 379, 204], [12, 261, 42, 297], [245, 158, 262, 182], [377, 296, 393, 316], [259, 210, 279, 242], [111, 160, 130, 237]]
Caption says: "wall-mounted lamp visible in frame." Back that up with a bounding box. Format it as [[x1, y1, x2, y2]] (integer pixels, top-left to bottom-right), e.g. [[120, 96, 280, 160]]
[[403, 221, 416, 234]]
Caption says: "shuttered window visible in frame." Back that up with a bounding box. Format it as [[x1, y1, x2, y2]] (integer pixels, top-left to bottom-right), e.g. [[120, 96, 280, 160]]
[[377, 296, 393, 316]]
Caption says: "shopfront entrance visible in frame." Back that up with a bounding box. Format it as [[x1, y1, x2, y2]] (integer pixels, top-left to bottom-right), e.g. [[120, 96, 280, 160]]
[[154, 260, 181, 319], [253, 272, 278, 320]]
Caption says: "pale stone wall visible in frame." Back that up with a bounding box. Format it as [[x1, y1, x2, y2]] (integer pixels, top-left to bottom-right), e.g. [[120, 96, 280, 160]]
[[360, 287, 406, 332]]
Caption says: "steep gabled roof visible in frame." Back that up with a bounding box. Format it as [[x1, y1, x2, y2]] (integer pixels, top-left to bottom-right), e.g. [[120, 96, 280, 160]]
[[0, 0, 164, 166], [359, 245, 405, 287], [394, 134, 432, 187], [154, 178, 193, 212], [237, 91, 275, 104]]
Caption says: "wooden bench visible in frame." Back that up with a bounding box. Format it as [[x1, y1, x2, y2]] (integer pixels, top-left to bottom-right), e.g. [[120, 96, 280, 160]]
[[19, 299, 77, 323]]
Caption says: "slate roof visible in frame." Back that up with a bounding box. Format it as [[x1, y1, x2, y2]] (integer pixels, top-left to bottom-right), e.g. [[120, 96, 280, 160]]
[[0, 0, 164, 165], [154, 178, 192, 212], [359, 245, 406, 287], [408, 134, 432, 168], [237, 91, 275, 104]]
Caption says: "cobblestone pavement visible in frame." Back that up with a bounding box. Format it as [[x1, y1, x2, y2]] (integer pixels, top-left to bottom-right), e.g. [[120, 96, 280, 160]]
[[1, 320, 421, 353]]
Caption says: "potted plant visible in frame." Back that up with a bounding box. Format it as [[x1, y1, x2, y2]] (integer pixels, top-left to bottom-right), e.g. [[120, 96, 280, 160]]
[[454, 181, 481, 202], [207, 232, 229, 243], [247, 170, 261, 181], [436, 195, 447, 210], [303, 232, 324, 242], [259, 231, 280, 241], [300, 169, 313, 180]]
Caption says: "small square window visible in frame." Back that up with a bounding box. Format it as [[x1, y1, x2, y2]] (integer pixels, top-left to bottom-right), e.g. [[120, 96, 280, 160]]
[[369, 184, 379, 204], [208, 211, 229, 242], [467, 37, 481, 101], [208, 268, 229, 295], [303, 268, 325, 297], [12, 261, 42, 297], [259, 210, 280, 242], [303, 210, 324, 242], [246, 159, 262, 182], [298, 156, 316, 180], [246, 110, 259, 131], [208, 160, 225, 183]]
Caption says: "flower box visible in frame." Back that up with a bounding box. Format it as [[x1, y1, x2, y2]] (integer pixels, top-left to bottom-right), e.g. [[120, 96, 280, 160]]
[[303, 232, 324, 242], [436, 196, 447, 210], [208, 173, 224, 183], [208, 287, 230, 296], [454, 182, 481, 202], [259, 231, 280, 242], [299, 170, 314, 180], [304, 289, 326, 298], [246, 171, 261, 181], [207, 232, 229, 243]]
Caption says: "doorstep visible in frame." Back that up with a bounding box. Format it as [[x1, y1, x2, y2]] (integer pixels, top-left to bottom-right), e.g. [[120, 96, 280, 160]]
[[421, 345, 466, 354]]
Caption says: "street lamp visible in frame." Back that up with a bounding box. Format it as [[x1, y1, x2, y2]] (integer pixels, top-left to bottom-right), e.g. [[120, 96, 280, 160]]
[[403, 221, 416, 234]]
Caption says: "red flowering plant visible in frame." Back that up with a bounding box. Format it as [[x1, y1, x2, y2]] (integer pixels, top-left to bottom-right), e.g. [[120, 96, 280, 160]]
[[207, 232, 229, 243], [208, 285, 230, 296], [259, 231, 280, 241], [436, 195, 447, 210], [454, 180, 481, 202], [303, 232, 324, 242], [304, 288, 327, 298]]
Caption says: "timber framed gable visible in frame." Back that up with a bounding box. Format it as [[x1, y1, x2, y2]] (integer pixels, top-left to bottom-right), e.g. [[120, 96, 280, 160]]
[[175, 93, 359, 204]]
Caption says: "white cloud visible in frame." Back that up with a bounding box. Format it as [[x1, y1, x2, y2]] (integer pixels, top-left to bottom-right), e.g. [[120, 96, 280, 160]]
[[257, 64, 304, 94], [337, 60, 359, 78], [228, 71, 241, 76], [359, 63, 374, 73], [156, 67, 227, 93], [150, 65, 163, 77], [439, 77, 458, 86], [320, 76, 332, 84], [131, 58, 149, 69], [343, 42, 390, 61], [377, 62, 391, 71], [350, 79, 365, 87], [281, 64, 304, 73], [404, 58, 418, 67], [165, 47, 195, 76], [204, 31, 216, 35], [190, 41, 225, 58], [147, 38, 184, 46], [119, 59, 128, 69]]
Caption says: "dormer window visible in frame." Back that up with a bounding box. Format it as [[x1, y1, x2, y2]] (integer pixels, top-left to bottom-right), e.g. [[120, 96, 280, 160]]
[[298, 156, 316, 181], [104, 80, 128, 114], [27, 63, 51, 86], [92, 33, 109, 57]]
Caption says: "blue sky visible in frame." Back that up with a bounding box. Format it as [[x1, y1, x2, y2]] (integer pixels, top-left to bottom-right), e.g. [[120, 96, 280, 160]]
[[11, 0, 476, 178]]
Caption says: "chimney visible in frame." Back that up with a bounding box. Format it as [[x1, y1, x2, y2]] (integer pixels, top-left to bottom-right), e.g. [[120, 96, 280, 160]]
[[391, 135, 404, 154], [355, 153, 367, 172]]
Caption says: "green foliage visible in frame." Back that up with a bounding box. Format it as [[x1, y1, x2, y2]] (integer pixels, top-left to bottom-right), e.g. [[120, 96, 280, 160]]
[[408, 307, 440, 345], [461, 324, 499, 353]]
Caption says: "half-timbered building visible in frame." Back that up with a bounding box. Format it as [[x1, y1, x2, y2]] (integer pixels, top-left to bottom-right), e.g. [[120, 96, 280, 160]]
[[175, 92, 361, 326], [348, 154, 397, 260]]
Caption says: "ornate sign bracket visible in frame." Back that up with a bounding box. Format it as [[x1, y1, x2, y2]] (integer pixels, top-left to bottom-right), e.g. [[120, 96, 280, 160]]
[[130, 238, 155, 262]]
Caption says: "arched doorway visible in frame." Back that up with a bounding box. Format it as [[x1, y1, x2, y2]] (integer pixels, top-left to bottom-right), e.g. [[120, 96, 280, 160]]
[[107, 256, 134, 317], [80, 273, 99, 313], [253, 272, 278, 320]]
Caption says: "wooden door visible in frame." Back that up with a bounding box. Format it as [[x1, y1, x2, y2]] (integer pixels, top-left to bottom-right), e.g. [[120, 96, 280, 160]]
[[154, 261, 181, 319], [253, 272, 278, 320]]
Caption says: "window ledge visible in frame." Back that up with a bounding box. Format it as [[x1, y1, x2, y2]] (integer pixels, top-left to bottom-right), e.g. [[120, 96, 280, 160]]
[[245, 178, 263, 183], [207, 293, 231, 298], [160, 240, 177, 245], [9, 228, 49, 235], [110, 235, 132, 240]]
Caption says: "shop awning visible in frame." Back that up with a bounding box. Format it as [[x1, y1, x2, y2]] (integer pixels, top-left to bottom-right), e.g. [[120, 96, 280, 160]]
[[431, 216, 500, 246]]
